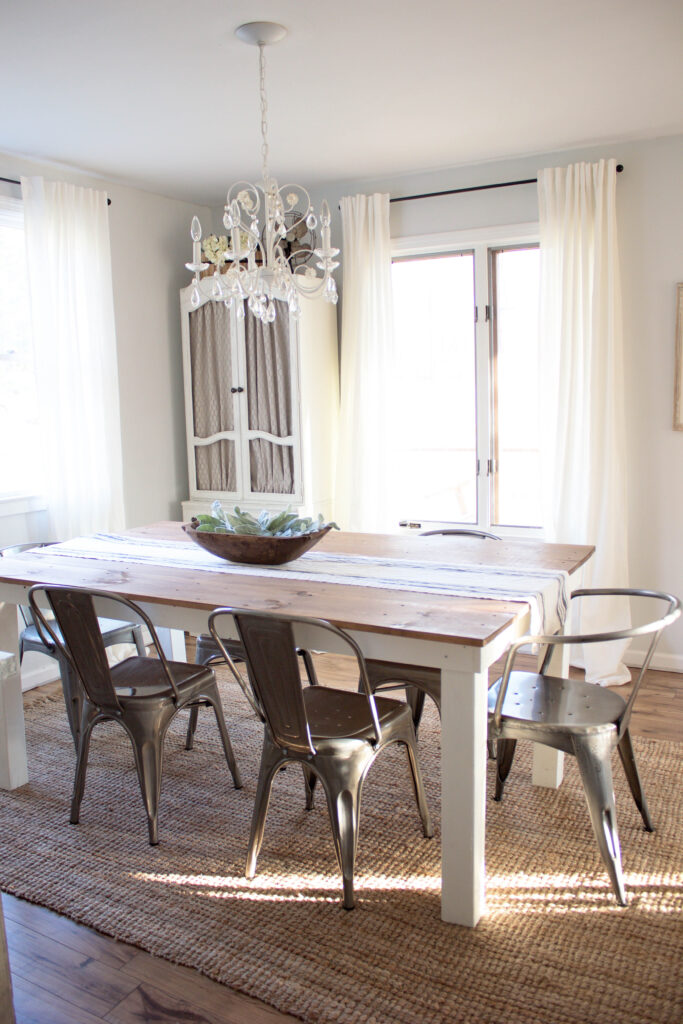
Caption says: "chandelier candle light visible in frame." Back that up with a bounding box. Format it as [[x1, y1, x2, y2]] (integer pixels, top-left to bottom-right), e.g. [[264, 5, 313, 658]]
[[185, 21, 340, 323]]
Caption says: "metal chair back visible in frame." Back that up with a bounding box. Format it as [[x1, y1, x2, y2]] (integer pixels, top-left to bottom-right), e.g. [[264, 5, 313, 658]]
[[234, 613, 313, 754], [33, 588, 121, 713], [209, 607, 383, 755], [420, 528, 501, 540], [28, 585, 181, 714]]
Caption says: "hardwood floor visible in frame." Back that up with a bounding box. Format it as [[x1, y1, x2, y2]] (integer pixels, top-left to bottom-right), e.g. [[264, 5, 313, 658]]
[[3, 653, 682, 1023]]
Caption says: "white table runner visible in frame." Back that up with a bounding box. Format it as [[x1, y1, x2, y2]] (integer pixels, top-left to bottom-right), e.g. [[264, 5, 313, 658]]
[[37, 533, 569, 636]]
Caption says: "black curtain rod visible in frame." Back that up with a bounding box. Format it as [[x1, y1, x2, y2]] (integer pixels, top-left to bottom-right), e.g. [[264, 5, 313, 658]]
[[390, 164, 624, 204], [0, 175, 112, 205]]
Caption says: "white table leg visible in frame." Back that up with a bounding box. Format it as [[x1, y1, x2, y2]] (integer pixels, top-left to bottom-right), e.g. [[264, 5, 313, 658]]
[[0, 604, 28, 790], [157, 627, 187, 661], [531, 636, 568, 788], [441, 666, 488, 926]]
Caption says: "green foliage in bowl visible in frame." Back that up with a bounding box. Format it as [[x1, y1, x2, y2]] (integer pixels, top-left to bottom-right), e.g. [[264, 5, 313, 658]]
[[193, 502, 339, 538]]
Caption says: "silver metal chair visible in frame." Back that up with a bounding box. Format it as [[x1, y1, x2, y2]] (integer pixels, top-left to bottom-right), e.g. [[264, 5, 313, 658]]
[[1, 543, 146, 749], [28, 585, 242, 845], [366, 528, 502, 736], [208, 606, 433, 909], [184, 633, 319, 749], [489, 587, 680, 904]]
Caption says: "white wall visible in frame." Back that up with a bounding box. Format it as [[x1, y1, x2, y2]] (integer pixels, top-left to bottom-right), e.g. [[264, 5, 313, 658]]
[[312, 134, 683, 667], [0, 150, 209, 538]]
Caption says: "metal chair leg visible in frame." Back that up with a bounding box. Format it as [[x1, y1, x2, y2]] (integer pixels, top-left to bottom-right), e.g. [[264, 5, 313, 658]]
[[302, 764, 318, 810], [132, 624, 147, 656], [401, 731, 434, 838], [70, 717, 96, 825], [573, 733, 626, 905], [127, 709, 176, 846], [185, 704, 200, 750], [617, 728, 654, 832], [493, 738, 517, 801], [322, 770, 366, 911], [299, 649, 320, 686], [405, 686, 426, 733], [205, 688, 242, 789], [246, 737, 284, 879]]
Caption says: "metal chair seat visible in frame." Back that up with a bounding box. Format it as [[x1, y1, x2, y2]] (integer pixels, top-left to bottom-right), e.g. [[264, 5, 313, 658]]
[[487, 672, 627, 735], [209, 607, 433, 909], [303, 685, 412, 742], [489, 587, 680, 905], [110, 657, 215, 701], [28, 585, 242, 846]]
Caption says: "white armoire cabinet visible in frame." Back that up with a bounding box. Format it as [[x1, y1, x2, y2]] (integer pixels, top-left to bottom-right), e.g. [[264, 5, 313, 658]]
[[180, 283, 338, 522]]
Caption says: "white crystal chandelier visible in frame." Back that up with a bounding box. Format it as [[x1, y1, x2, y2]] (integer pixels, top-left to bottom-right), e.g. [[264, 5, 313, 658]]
[[185, 21, 340, 323]]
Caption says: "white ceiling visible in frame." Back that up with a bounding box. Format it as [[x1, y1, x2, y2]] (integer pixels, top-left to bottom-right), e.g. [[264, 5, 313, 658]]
[[2, 0, 682, 204]]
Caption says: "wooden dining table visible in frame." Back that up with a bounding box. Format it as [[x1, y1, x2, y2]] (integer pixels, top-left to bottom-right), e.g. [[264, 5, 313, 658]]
[[0, 522, 593, 927]]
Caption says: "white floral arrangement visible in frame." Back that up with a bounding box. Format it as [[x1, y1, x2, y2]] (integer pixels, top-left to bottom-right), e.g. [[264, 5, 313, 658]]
[[201, 234, 229, 265], [202, 231, 256, 265]]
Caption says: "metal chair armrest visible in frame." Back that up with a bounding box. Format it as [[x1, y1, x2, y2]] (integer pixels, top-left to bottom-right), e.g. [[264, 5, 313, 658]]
[[492, 588, 680, 729]]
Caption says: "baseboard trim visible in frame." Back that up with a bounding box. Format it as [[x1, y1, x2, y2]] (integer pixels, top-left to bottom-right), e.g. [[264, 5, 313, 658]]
[[21, 664, 60, 693], [623, 650, 683, 673]]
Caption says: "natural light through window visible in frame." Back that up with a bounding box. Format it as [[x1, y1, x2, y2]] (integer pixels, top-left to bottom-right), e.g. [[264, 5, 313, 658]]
[[0, 195, 40, 500], [391, 238, 542, 534], [391, 253, 477, 523], [491, 246, 541, 527]]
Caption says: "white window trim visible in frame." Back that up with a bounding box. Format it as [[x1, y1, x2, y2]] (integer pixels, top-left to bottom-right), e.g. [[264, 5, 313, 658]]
[[391, 221, 539, 258]]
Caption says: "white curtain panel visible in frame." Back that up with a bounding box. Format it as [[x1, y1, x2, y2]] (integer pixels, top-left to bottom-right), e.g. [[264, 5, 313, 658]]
[[336, 194, 397, 533], [538, 159, 631, 684], [21, 177, 125, 539]]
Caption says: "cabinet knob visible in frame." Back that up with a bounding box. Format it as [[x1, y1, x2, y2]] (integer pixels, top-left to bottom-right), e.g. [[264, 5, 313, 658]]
[[230, 386, 245, 394]]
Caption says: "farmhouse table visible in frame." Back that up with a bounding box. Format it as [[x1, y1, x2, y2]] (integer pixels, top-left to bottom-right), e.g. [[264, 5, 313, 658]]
[[0, 523, 593, 927]]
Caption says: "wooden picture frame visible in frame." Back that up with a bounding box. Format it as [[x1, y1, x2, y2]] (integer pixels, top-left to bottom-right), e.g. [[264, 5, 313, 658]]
[[675, 284, 683, 430]]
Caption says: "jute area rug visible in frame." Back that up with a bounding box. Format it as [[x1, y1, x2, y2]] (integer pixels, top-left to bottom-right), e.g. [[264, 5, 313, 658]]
[[1, 675, 681, 1024]]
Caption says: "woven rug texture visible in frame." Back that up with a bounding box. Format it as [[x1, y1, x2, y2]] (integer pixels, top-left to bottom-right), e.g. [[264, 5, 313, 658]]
[[1, 677, 681, 1024]]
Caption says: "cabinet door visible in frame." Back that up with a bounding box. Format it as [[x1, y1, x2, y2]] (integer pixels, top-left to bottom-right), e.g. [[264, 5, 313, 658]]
[[187, 301, 240, 497], [239, 299, 302, 502]]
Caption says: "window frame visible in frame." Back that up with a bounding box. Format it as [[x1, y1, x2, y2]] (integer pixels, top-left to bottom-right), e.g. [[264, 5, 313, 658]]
[[391, 222, 543, 539]]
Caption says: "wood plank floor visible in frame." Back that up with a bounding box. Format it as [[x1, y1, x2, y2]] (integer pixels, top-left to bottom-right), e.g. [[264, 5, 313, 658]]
[[4, 651, 682, 1023]]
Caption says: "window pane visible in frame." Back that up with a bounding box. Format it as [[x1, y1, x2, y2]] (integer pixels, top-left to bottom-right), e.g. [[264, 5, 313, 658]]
[[0, 200, 42, 498], [391, 254, 477, 523], [491, 247, 541, 527]]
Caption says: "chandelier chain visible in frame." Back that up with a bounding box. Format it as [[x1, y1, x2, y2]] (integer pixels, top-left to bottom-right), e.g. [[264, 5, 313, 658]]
[[258, 43, 269, 184]]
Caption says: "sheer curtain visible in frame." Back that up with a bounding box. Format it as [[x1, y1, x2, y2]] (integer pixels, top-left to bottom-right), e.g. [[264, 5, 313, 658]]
[[538, 159, 631, 684], [21, 177, 125, 539], [335, 193, 397, 532]]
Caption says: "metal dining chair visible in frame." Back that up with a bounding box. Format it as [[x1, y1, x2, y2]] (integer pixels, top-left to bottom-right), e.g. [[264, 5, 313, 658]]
[[28, 585, 242, 845], [366, 528, 502, 736], [184, 633, 320, 749], [489, 587, 680, 904], [208, 606, 433, 909], [1, 543, 147, 749]]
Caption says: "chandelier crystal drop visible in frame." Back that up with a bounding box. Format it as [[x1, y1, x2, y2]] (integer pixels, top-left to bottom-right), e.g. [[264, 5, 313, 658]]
[[185, 22, 340, 322]]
